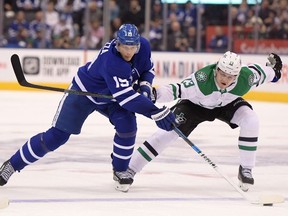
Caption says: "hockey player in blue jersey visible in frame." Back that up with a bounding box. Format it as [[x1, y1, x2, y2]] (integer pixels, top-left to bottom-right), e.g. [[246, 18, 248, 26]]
[[0, 24, 176, 192]]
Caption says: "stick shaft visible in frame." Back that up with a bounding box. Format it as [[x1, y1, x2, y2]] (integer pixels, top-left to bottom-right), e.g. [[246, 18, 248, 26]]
[[173, 127, 256, 203]]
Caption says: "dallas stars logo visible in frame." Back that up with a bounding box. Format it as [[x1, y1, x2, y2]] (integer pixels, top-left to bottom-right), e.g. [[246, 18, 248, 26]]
[[195, 71, 207, 82]]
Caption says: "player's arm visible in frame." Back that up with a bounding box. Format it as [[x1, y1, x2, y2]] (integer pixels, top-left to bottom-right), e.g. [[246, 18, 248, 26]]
[[152, 75, 198, 103], [138, 64, 155, 102], [247, 53, 283, 88], [109, 74, 176, 131]]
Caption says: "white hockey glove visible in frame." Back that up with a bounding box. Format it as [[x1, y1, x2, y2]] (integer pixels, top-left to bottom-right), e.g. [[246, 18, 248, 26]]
[[267, 53, 282, 82], [151, 106, 176, 131], [140, 81, 156, 103]]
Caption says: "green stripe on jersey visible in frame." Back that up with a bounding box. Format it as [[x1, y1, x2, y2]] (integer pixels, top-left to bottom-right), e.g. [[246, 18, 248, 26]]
[[170, 84, 178, 100]]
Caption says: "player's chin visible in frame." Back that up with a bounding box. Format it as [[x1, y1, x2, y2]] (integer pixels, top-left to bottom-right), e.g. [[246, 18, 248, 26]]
[[219, 83, 228, 89], [123, 56, 133, 61]]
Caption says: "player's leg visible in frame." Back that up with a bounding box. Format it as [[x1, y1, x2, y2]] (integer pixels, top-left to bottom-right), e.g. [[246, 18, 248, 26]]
[[129, 100, 205, 178], [218, 98, 258, 191], [230, 105, 258, 191], [108, 106, 138, 192], [0, 127, 71, 186], [129, 129, 178, 173], [0, 91, 95, 186]]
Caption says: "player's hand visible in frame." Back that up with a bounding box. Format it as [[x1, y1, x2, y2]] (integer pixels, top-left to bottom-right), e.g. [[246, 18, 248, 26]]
[[140, 81, 156, 103], [151, 106, 176, 131], [267, 53, 282, 82]]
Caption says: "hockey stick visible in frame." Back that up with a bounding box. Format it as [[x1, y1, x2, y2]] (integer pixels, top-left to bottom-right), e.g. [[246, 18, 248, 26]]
[[173, 127, 285, 205], [10, 54, 113, 99], [0, 197, 9, 209]]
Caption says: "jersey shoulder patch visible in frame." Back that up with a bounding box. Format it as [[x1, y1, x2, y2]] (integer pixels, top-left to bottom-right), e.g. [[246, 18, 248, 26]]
[[195, 70, 208, 82]]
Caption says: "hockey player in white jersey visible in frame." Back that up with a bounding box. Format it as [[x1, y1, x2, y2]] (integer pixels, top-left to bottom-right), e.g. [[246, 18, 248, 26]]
[[129, 51, 283, 192], [0, 24, 176, 192]]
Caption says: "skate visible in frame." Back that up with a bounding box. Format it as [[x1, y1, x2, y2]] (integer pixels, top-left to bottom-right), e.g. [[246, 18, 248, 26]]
[[113, 168, 135, 192], [238, 165, 254, 192], [0, 160, 15, 186]]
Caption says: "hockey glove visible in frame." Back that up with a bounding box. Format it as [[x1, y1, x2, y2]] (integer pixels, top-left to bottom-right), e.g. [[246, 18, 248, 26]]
[[151, 106, 176, 131], [267, 53, 282, 82], [140, 81, 156, 103]]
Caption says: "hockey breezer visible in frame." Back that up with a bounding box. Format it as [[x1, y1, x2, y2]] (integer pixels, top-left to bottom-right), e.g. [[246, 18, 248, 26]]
[[10, 54, 113, 99], [173, 127, 285, 206]]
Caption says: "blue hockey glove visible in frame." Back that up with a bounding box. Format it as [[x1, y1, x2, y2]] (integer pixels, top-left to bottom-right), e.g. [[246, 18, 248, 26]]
[[267, 53, 282, 82], [151, 106, 176, 131], [140, 81, 156, 103]]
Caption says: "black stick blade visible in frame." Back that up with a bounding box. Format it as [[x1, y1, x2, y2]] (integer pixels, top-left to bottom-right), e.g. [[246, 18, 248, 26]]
[[10, 54, 29, 86]]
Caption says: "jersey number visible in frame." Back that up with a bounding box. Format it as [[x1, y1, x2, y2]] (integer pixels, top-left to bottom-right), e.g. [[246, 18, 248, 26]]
[[182, 78, 194, 88], [113, 76, 129, 88]]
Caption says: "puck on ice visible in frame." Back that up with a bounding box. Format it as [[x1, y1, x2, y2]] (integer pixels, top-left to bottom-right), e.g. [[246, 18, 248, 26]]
[[263, 203, 273, 206]]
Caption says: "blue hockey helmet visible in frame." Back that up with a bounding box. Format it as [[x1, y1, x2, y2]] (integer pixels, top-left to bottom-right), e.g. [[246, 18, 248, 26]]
[[116, 24, 140, 46]]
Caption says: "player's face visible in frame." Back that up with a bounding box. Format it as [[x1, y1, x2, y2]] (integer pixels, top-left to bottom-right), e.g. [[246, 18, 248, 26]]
[[118, 44, 138, 61], [215, 68, 237, 89]]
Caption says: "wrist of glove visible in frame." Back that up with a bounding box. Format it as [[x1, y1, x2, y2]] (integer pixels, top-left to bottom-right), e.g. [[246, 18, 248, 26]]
[[140, 81, 156, 103], [267, 53, 282, 82], [151, 106, 176, 131]]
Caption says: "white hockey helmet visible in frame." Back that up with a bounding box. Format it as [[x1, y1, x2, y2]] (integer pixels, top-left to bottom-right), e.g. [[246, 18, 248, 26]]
[[217, 51, 242, 76]]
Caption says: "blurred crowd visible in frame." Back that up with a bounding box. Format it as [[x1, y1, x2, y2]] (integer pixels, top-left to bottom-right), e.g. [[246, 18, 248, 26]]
[[1, 0, 288, 52]]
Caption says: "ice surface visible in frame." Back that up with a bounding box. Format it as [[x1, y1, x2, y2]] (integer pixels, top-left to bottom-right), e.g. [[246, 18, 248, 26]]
[[0, 91, 287, 216]]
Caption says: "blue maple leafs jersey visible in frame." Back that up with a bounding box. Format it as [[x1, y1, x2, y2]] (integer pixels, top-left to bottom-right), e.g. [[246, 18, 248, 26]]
[[72, 37, 159, 117]]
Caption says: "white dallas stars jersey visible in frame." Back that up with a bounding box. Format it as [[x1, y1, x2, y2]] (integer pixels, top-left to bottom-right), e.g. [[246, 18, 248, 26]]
[[156, 63, 276, 109]]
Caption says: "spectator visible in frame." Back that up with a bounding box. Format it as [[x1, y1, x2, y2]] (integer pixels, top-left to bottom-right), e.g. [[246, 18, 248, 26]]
[[151, 0, 163, 23], [71, 0, 86, 37], [149, 18, 163, 51], [9, 28, 32, 48], [31, 26, 52, 48], [44, 1, 59, 31], [7, 10, 31, 47], [208, 25, 228, 52], [168, 3, 185, 25], [110, 17, 122, 40], [16, 0, 41, 22], [121, 0, 145, 32], [236, 0, 249, 25], [57, 2, 74, 26], [79, 19, 104, 49], [3, 0, 16, 32], [88, 0, 103, 22], [245, 9, 267, 39], [109, 0, 120, 22], [186, 26, 197, 52], [167, 20, 188, 52], [59, 28, 75, 49], [183, 1, 198, 29], [29, 11, 51, 42], [258, 0, 272, 24], [53, 15, 74, 40]]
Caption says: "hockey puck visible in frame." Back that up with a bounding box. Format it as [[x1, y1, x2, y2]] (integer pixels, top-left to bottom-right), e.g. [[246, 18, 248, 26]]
[[263, 203, 273, 206], [0, 197, 9, 209]]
